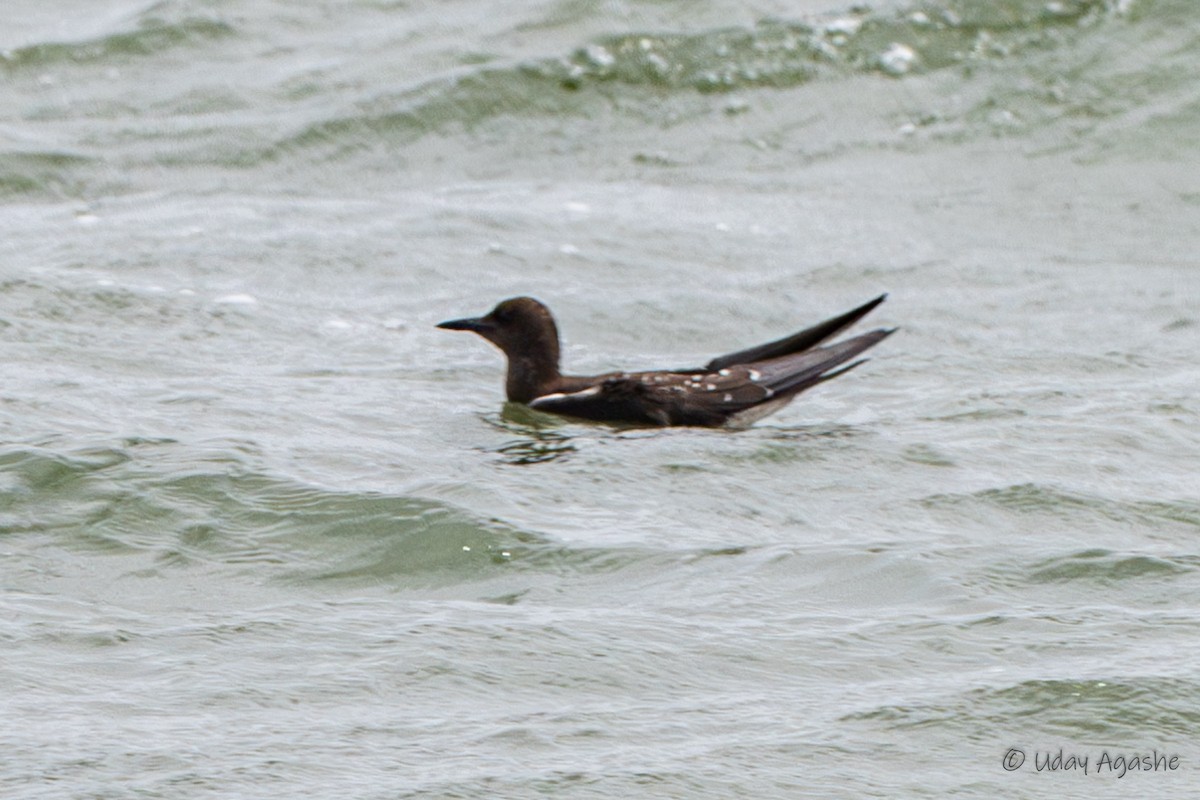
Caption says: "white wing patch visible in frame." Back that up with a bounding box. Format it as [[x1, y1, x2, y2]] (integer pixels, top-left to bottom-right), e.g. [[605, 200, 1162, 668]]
[[530, 386, 601, 406]]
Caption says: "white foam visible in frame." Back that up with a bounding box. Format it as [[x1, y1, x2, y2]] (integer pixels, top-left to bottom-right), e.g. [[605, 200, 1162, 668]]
[[825, 18, 862, 36], [214, 293, 258, 306], [584, 44, 614, 69], [879, 43, 918, 76]]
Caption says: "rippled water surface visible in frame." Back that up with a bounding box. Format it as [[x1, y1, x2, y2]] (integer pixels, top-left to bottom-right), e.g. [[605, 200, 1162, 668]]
[[3, 0, 1198, 797]]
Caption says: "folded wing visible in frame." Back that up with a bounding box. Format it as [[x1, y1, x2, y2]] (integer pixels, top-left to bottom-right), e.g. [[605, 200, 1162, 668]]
[[530, 327, 895, 427], [703, 293, 887, 371]]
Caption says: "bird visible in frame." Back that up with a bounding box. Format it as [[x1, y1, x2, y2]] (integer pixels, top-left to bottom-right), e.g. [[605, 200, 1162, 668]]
[[437, 294, 895, 427]]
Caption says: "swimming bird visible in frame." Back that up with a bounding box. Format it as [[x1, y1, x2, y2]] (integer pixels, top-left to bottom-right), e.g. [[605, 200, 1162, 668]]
[[437, 294, 895, 427]]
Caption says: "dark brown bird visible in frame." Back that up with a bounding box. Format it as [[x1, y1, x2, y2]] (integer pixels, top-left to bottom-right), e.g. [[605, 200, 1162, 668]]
[[437, 294, 895, 427]]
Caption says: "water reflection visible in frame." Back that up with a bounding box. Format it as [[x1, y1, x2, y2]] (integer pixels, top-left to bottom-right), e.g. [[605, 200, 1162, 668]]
[[481, 403, 578, 465]]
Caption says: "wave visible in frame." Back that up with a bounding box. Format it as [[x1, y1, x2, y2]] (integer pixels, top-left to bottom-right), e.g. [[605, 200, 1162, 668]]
[[0, 150, 96, 196], [0, 0, 1174, 189], [845, 675, 1200, 738], [921, 482, 1200, 533], [0, 443, 733, 594], [1025, 549, 1196, 584], [0, 13, 233, 71], [281, 0, 1129, 153]]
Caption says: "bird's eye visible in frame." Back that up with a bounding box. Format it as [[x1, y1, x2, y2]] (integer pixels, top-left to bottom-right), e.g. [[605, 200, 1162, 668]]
[[493, 307, 511, 323]]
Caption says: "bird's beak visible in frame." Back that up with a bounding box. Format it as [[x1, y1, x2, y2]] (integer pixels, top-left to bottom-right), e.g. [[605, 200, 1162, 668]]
[[436, 315, 494, 333]]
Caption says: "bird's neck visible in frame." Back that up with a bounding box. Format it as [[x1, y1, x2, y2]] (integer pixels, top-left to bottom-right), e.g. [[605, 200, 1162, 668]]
[[504, 343, 562, 403]]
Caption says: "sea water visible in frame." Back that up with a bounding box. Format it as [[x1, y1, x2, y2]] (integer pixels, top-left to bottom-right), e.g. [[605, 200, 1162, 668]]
[[2, 1, 1198, 797]]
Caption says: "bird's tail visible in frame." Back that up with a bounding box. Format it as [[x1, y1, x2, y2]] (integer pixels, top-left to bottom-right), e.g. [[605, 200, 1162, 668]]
[[705, 293, 888, 371], [755, 327, 897, 399]]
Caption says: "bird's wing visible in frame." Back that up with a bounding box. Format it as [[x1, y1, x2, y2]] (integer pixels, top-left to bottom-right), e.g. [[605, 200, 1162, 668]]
[[732, 327, 896, 400], [528, 379, 674, 426], [703, 293, 887, 371], [530, 327, 894, 426]]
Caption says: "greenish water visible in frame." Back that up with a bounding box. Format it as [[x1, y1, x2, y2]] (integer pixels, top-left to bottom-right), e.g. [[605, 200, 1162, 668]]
[[2, 1, 1199, 797]]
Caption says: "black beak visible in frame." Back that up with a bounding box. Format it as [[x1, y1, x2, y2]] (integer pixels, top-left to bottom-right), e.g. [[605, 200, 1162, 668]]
[[436, 315, 494, 333]]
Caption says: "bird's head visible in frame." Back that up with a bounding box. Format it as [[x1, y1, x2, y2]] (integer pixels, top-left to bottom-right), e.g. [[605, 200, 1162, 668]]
[[439, 297, 564, 371]]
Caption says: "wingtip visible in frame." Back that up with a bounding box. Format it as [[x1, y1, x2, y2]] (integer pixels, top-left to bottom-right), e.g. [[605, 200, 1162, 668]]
[[870, 326, 899, 343], [857, 292, 888, 314], [862, 326, 899, 341]]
